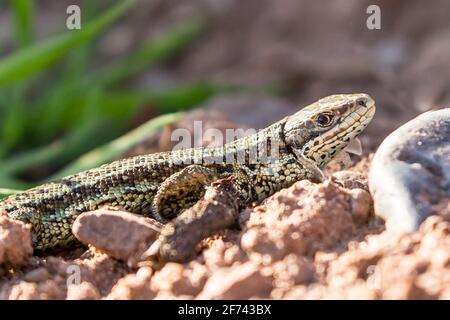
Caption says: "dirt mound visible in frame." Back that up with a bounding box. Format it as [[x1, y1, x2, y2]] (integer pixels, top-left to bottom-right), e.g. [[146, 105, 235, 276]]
[[0, 217, 33, 271]]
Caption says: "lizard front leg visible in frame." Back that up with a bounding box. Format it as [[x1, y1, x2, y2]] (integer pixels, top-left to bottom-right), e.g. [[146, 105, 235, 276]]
[[149, 167, 252, 262], [151, 164, 220, 222]]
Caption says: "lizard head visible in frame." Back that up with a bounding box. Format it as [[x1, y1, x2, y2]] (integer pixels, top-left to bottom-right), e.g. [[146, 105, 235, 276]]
[[284, 93, 376, 168]]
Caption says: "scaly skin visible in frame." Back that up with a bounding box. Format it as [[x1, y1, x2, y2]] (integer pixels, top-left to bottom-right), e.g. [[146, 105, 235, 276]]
[[0, 93, 376, 252]]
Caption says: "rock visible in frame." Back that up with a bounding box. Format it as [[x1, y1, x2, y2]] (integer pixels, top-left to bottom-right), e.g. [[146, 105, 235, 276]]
[[202, 239, 246, 269], [332, 170, 368, 190], [6, 280, 66, 300], [349, 188, 372, 223], [23, 267, 51, 283], [369, 108, 450, 232], [270, 254, 314, 289], [67, 282, 101, 300], [153, 176, 242, 263], [240, 179, 371, 261], [106, 267, 155, 300], [72, 208, 162, 266], [68, 253, 129, 296], [0, 216, 33, 268], [197, 261, 272, 299], [151, 262, 209, 298], [287, 214, 450, 299]]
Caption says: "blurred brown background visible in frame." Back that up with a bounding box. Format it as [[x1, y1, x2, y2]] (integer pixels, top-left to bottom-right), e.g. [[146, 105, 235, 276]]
[[0, 0, 449, 186]]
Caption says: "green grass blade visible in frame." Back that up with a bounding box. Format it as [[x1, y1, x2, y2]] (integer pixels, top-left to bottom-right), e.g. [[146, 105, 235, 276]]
[[0, 0, 135, 87], [49, 111, 184, 179], [55, 88, 107, 164], [101, 82, 223, 115], [0, 82, 226, 175], [29, 17, 205, 142], [145, 82, 224, 113], [0, 187, 23, 199], [0, 141, 64, 175], [32, 53, 91, 142], [0, 170, 30, 190], [0, 83, 27, 156], [0, 89, 105, 173], [9, 0, 35, 47], [0, 111, 184, 180]]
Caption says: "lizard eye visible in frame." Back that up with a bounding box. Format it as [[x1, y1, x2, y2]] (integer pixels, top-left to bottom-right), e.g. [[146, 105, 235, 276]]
[[315, 113, 334, 127]]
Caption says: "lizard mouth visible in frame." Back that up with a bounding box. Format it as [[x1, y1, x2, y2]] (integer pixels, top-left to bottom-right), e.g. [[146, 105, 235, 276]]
[[324, 95, 376, 145], [341, 96, 376, 135]]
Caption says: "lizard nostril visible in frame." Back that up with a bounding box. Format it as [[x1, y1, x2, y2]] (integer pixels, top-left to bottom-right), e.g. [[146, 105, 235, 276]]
[[357, 99, 367, 107]]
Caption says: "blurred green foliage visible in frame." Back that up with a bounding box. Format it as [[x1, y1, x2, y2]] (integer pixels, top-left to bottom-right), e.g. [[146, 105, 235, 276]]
[[0, 0, 223, 193]]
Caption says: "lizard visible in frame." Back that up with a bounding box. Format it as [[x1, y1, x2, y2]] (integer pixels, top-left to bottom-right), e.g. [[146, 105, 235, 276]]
[[0, 93, 376, 258]]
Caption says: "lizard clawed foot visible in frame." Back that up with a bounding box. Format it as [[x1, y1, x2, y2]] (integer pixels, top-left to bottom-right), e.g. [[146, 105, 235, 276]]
[[146, 177, 244, 263], [151, 165, 218, 223]]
